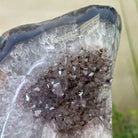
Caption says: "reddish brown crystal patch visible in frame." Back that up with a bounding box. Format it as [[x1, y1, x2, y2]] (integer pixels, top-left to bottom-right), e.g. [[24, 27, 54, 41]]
[[0, 69, 7, 88], [19, 48, 113, 134]]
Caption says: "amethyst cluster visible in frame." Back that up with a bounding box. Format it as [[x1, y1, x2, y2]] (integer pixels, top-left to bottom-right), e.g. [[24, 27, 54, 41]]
[[0, 5, 121, 138]]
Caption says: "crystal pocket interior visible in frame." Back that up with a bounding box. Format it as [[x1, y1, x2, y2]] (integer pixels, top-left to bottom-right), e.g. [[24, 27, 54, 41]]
[[0, 5, 121, 138]]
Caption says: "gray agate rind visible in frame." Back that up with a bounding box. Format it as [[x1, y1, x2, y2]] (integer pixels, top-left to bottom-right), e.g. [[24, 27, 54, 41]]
[[0, 5, 121, 63]]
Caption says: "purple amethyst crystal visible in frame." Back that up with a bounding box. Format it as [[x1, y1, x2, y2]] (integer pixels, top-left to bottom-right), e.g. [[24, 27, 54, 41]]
[[0, 5, 121, 138]]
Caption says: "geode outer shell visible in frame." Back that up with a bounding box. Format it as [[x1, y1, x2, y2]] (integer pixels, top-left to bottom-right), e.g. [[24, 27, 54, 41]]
[[0, 5, 121, 138]]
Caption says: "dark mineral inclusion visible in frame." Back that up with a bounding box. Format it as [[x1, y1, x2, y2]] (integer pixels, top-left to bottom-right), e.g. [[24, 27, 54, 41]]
[[0, 5, 121, 138]]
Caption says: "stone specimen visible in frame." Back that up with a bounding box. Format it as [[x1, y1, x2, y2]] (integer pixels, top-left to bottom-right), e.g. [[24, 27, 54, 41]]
[[0, 5, 121, 138]]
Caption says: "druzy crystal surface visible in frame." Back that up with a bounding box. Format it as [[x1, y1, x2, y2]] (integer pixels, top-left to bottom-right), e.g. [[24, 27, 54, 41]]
[[0, 5, 121, 138]]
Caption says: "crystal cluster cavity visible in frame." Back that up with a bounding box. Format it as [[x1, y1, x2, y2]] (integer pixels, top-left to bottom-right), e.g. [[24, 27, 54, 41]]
[[0, 5, 121, 138]]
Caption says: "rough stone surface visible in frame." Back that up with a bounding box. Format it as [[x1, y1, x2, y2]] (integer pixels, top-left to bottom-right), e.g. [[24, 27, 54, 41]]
[[0, 5, 121, 138]]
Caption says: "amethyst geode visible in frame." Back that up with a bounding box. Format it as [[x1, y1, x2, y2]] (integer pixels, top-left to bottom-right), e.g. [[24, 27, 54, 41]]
[[0, 5, 121, 138]]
